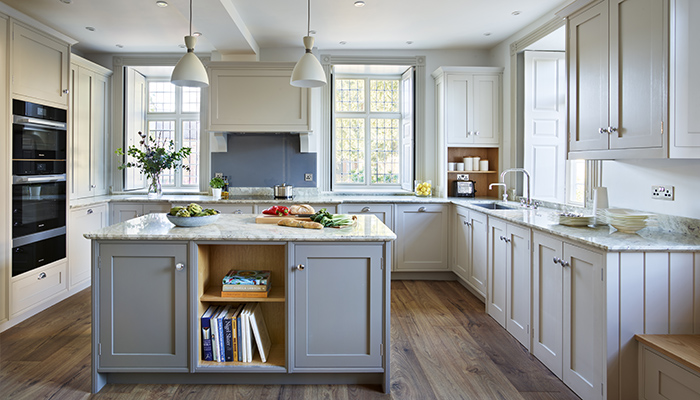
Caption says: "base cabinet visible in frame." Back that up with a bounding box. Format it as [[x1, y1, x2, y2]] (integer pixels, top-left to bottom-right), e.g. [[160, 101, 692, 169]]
[[452, 206, 488, 298], [395, 204, 448, 271], [292, 243, 385, 370], [110, 202, 171, 224], [95, 242, 189, 372], [68, 203, 107, 288], [486, 217, 530, 349], [532, 231, 604, 400]]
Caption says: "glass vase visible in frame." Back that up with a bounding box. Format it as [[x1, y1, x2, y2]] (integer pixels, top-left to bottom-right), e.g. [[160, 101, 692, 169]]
[[147, 172, 163, 199]]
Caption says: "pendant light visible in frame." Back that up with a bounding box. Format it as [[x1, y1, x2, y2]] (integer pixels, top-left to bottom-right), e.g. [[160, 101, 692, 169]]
[[171, 0, 209, 87], [290, 0, 327, 88]]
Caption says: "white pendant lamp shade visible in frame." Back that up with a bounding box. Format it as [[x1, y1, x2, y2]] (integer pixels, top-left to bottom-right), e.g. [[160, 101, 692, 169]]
[[171, 36, 209, 87], [291, 36, 326, 88], [171, 0, 209, 88]]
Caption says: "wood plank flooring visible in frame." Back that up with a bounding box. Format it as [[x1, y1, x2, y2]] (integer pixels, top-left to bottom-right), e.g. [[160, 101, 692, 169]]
[[0, 281, 579, 399]]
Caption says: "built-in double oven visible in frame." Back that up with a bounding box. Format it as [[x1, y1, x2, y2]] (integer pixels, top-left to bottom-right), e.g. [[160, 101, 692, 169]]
[[11, 99, 68, 277]]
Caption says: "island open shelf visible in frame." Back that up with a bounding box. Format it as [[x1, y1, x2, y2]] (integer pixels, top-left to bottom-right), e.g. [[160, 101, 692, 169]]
[[196, 243, 286, 371]]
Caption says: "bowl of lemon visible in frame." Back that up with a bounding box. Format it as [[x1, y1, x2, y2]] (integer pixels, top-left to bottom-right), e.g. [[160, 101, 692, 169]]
[[414, 180, 432, 197]]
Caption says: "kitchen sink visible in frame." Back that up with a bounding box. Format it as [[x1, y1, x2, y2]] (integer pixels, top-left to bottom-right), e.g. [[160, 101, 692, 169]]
[[472, 202, 520, 210]]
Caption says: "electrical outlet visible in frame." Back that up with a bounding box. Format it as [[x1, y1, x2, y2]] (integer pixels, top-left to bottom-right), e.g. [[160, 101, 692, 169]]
[[304, 173, 313, 182], [215, 172, 223, 178], [651, 185, 674, 200]]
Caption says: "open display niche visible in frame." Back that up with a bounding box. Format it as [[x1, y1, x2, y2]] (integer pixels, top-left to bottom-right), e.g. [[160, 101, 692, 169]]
[[447, 147, 499, 198], [196, 243, 286, 371]]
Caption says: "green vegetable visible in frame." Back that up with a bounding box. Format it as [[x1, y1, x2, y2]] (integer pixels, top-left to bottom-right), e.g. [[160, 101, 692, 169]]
[[169, 206, 184, 215], [176, 208, 191, 217], [310, 209, 355, 227], [187, 203, 203, 215]]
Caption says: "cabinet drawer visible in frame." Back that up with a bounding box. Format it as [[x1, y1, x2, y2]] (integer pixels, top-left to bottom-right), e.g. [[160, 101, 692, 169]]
[[641, 346, 700, 400], [11, 261, 67, 316]]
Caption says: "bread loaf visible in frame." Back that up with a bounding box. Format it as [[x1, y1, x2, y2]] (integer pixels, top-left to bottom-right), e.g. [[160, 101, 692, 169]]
[[289, 204, 315, 215], [277, 219, 323, 229]]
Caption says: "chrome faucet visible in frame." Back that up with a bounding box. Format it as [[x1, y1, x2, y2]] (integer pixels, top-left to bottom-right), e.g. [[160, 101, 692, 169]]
[[488, 182, 508, 201], [499, 168, 535, 208]]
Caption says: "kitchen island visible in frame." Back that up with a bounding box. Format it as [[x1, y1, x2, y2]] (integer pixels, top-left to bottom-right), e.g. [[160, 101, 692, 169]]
[[85, 213, 396, 394]]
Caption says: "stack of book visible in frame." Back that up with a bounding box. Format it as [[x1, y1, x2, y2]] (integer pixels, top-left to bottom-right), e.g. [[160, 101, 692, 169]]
[[200, 303, 271, 363], [221, 269, 271, 298]]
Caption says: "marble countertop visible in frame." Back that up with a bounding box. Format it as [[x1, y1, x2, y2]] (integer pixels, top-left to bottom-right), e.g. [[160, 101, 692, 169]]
[[84, 213, 397, 242]]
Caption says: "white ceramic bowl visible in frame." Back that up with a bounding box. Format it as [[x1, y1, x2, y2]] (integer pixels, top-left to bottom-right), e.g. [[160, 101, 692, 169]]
[[166, 212, 220, 227]]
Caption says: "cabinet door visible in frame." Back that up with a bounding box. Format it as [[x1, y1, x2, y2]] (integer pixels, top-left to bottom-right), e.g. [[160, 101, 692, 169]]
[[452, 207, 471, 281], [568, 2, 610, 152], [671, 0, 700, 153], [110, 204, 141, 224], [472, 74, 501, 145], [505, 223, 531, 349], [338, 204, 393, 229], [532, 231, 564, 379], [68, 204, 107, 288], [608, 0, 667, 151], [487, 218, 507, 327], [0, 15, 6, 324], [562, 242, 604, 400], [468, 210, 488, 297], [395, 204, 448, 271], [293, 244, 384, 370], [97, 242, 188, 370], [445, 74, 472, 145], [71, 66, 92, 199], [11, 23, 70, 108], [91, 72, 110, 196], [209, 66, 309, 132]]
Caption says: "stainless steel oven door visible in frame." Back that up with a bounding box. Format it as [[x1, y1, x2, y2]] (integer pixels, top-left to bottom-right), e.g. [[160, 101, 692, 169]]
[[12, 115, 67, 160], [12, 174, 67, 239]]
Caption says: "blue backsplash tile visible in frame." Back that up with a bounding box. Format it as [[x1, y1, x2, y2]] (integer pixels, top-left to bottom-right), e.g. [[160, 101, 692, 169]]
[[210, 133, 317, 187]]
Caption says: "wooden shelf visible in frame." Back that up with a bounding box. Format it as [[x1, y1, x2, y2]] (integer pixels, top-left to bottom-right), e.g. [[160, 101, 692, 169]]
[[197, 343, 286, 370], [201, 285, 285, 303]]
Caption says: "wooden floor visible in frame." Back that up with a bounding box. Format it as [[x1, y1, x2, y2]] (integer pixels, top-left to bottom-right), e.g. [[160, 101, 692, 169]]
[[0, 280, 579, 399]]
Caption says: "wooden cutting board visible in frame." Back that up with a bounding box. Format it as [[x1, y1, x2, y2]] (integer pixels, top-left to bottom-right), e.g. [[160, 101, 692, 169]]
[[255, 215, 312, 224]]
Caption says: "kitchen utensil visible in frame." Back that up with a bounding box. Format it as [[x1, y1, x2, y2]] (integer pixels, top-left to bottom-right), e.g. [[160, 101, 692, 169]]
[[453, 175, 476, 197], [472, 157, 480, 171], [456, 162, 465, 171], [479, 160, 489, 171], [463, 157, 473, 171], [448, 162, 456, 171], [273, 183, 293, 199]]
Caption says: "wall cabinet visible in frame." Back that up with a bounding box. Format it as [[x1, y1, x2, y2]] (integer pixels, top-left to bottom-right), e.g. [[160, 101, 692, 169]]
[[70, 56, 112, 199], [292, 243, 385, 370], [11, 21, 70, 109], [432, 67, 502, 147], [486, 217, 530, 349], [110, 202, 171, 224], [566, 0, 667, 159], [96, 242, 189, 371], [531, 231, 604, 400], [208, 62, 310, 133], [395, 204, 448, 271], [452, 206, 488, 299], [68, 203, 108, 289]]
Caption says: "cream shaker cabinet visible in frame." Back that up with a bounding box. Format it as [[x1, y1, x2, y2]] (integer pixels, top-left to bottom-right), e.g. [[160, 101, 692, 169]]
[[0, 14, 8, 325], [432, 67, 502, 147], [486, 217, 531, 349], [11, 21, 70, 109], [452, 206, 488, 299], [567, 0, 668, 159], [208, 62, 310, 133], [68, 203, 108, 288], [69, 56, 112, 200], [395, 204, 448, 272], [531, 231, 604, 400], [110, 202, 171, 224]]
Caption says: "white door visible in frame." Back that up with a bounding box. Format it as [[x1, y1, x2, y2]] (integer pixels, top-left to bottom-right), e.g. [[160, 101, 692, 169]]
[[532, 232, 563, 378], [506, 223, 531, 349], [487, 218, 507, 327], [524, 51, 567, 203]]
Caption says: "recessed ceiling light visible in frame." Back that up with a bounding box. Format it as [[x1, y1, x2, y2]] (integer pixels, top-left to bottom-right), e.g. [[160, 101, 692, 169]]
[[483, 32, 492, 36], [339, 41, 347, 45], [156, 1, 168, 7], [512, 10, 521, 16], [179, 44, 186, 48], [309, 30, 316, 35], [116, 44, 124, 48], [354, 1, 365, 7], [59, 0, 72, 4], [406, 41, 413, 45], [193, 31, 202, 37], [85, 26, 95, 32]]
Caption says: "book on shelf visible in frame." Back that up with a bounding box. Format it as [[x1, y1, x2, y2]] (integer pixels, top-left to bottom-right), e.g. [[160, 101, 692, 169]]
[[222, 305, 235, 362], [200, 305, 218, 361], [222, 270, 270, 286], [216, 305, 230, 362], [209, 306, 221, 361], [249, 303, 272, 363], [236, 306, 243, 362], [220, 287, 270, 298], [232, 304, 244, 362], [222, 283, 270, 292]]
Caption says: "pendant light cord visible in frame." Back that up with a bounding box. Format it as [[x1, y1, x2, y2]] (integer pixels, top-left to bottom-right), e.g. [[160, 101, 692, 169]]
[[189, 0, 193, 36], [306, 0, 310, 36]]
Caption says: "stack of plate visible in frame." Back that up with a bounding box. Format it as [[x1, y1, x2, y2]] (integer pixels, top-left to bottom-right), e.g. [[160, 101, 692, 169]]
[[557, 212, 593, 227], [605, 208, 653, 233]]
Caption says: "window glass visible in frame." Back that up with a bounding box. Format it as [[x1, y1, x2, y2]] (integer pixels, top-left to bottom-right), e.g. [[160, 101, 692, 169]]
[[370, 80, 399, 112], [148, 82, 176, 112], [335, 118, 365, 184], [370, 118, 399, 184], [335, 79, 365, 112], [181, 87, 201, 113]]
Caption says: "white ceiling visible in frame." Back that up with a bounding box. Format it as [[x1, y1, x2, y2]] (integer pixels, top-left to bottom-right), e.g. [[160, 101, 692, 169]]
[[0, 0, 567, 56]]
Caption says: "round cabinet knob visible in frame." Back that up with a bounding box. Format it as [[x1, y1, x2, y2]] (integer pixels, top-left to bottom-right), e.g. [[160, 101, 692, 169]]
[[474, 131, 480, 136], [38, 272, 47, 280], [463, 220, 468, 225], [296, 264, 305, 271], [361, 207, 371, 212], [599, 127, 608, 135], [175, 263, 185, 271], [87, 209, 93, 214], [608, 126, 618, 134], [504, 238, 511, 243], [553, 257, 561, 265], [62, 89, 70, 94], [499, 235, 505, 241], [560, 260, 570, 268], [91, 184, 96, 188]]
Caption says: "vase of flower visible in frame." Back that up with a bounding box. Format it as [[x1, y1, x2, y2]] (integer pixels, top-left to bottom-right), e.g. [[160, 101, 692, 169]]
[[147, 171, 163, 199], [116, 131, 191, 197]]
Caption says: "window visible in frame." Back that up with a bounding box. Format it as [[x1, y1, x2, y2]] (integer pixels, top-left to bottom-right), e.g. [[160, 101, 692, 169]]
[[332, 69, 413, 191], [146, 81, 200, 189]]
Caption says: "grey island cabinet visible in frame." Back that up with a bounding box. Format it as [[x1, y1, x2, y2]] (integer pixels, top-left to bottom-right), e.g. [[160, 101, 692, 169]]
[[85, 214, 396, 394]]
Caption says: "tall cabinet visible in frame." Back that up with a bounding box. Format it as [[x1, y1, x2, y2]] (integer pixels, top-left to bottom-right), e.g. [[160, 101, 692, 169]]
[[69, 55, 112, 199], [0, 14, 8, 325]]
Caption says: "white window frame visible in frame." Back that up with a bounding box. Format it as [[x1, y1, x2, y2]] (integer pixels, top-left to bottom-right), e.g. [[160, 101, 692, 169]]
[[146, 79, 200, 191], [332, 74, 403, 191]]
